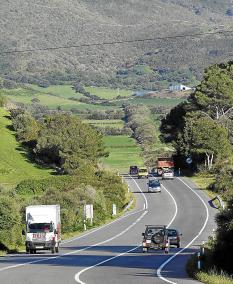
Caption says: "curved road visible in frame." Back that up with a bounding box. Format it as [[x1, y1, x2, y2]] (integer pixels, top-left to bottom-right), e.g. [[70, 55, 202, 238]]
[[0, 176, 217, 284]]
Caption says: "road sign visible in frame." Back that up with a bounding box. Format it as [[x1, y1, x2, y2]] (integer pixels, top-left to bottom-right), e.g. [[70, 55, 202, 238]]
[[84, 204, 93, 219], [112, 204, 117, 215]]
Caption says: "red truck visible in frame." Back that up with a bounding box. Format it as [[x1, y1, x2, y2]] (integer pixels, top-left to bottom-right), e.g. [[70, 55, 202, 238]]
[[157, 157, 174, 176]]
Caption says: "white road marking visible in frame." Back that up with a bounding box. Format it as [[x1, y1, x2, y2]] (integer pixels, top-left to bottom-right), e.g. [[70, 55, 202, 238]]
[[157, 177, 210, 284], [161, 184, 178, 228], [75, 176, 178, 284], [0, 175, 146, 272]]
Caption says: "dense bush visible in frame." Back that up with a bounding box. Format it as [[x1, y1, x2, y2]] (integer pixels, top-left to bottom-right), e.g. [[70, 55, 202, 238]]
[[0, 196, 23, 250], [15, 171, 129, 233]]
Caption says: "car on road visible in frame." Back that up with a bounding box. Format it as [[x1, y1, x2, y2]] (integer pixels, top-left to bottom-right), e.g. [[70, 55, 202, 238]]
[[129, 165, 138, 175], [138, 167, 149, 179], [142, 225, 169, 253], [162, 169, 174, 180], [148, 177, 161, 193], [167, 228, 182, 248]]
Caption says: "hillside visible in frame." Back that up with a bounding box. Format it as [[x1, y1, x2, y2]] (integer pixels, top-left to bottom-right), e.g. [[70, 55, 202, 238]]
[[1, 0, 233, 87], [0, 108, 51, 188]]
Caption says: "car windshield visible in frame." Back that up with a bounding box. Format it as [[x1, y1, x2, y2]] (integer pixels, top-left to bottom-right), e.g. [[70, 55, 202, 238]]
[[28, 223, 53, 233], [130, 166, 137, 170], [149, 180, 160, 187], [146, 227, 165, 235], [139, 169, 147, 173], [168, 229, 178, 237]]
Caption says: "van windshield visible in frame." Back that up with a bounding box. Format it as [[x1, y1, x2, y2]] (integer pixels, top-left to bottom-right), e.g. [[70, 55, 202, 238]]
[[28, 223, 53, 233]]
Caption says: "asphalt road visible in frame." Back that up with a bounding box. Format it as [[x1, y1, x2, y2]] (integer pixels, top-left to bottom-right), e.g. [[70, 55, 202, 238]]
[[0, 175, 217, 284]]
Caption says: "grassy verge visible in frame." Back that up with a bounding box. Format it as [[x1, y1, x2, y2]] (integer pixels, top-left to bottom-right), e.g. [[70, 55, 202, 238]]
[[190, 173, 216, 199], [187, 251, 233, 284], [0, 108, 52, 189]]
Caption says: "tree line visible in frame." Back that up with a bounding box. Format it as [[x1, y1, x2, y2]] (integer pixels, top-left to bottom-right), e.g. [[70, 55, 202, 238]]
[[161, 61, 233, 275]]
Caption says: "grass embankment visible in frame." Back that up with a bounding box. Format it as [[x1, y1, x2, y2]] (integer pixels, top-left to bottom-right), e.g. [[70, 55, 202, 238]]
[[102, 136, 144, 172], [0, 108, 51, 189], [190, 174, 215, 197], [187, 250, 233, 284]]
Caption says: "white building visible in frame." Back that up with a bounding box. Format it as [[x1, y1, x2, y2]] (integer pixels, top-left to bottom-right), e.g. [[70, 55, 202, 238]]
[[169, 84, 192, 92]]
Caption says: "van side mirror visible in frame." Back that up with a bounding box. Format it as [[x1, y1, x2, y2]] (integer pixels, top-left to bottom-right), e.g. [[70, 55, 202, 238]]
[[22, 229, 26, 235]]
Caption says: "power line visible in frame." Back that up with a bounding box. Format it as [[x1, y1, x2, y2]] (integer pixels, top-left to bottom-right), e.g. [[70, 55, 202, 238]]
[[0, 28, 233, 55]]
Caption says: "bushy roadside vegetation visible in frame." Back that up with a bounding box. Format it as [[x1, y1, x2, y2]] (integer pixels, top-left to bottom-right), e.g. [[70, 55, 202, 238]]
[[124, 104, 173, 167], [0, 108, 130, 252], [161, 61, 233, 278]]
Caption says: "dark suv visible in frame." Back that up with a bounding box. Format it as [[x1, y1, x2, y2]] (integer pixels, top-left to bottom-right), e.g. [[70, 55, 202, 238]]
[[167, 228, 182, 248], [129, 166, 138, 175], [142, 225, 169, 253]]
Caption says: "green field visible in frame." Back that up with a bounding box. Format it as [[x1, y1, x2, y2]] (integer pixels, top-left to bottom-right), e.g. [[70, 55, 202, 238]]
[[102, 136, 143, 172], [0, 108, 52, 188], [117, 97, 184, 107], [29, 84, 84, 99], [2, 88, 115, 111], [85, 87, 133, 99], [84, 119, 124, 129]]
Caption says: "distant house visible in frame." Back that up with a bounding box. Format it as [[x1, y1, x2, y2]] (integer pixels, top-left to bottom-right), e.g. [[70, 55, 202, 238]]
[[169, 84, 192, 92]]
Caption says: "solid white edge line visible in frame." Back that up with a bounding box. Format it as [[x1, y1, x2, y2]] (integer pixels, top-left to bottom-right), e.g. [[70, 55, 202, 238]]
[[75, 176, 178, 284], [0, 177, 146, 272], [157, 177, 210, 284], [74, 175, 149, 284]]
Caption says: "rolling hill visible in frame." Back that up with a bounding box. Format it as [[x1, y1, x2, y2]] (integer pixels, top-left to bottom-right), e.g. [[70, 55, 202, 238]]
[[1, 0, 233, 85]]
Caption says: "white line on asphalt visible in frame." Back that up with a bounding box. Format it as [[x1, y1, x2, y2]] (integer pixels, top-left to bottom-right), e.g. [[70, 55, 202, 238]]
[[75, 176, 178, 284], [0, 176, 146, 272], [161, 184, 178, 228], [157, 177, 210, 284], [74, 175, 149, 284]]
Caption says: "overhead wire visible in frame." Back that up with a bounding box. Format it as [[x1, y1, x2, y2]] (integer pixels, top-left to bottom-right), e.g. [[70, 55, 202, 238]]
[[0, 28, 233, 55]]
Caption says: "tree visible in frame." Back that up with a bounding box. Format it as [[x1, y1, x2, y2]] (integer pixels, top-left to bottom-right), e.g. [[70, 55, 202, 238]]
[[36, 114, 107, 173], [177, 113, 232, 170], [12, 113, 41, 145], [189, 63, 233, 120]]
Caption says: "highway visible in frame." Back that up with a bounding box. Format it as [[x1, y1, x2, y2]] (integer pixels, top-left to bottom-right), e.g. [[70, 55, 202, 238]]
[[0, 175, 217, 284]]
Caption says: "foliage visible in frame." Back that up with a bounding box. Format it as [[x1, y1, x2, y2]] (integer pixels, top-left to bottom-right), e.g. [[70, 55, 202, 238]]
[[12, 112, 41, 144], [213, 195, 233, 274], [0, 196, 22, 249], [177, 113, 232, 169], [0, 108, 51, 188], [35, 114, 107, 173], [125, 104, 173, 167], [0, 94, 7, 107], [161, 61, 233, 170], [189, 63, 233, 120], [16, 171, 129, 232]]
